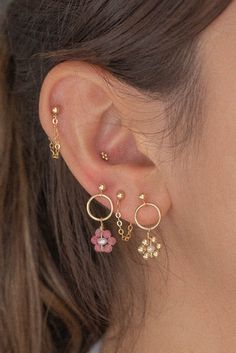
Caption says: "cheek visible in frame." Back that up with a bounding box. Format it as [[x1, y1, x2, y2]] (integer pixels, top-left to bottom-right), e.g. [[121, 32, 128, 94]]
[[164, 106, 236, 273], [187, 0, 236, 228], [178, 5, 236, 233], [171, 68, 236, 244], [198, 24, 236, 225], [194, 110, 236, 226], [161, 2, 236, 277]]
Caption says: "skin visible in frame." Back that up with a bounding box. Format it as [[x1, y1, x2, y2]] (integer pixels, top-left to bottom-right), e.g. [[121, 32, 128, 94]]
[[39, 1, 236, 352]]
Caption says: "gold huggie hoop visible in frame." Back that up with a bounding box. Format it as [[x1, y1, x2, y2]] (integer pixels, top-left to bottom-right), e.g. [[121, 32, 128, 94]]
[[49, 106, 61, 159], [115, 190, 133, 241], [86, 184, 116, 253], [135, 193, 162, 260]]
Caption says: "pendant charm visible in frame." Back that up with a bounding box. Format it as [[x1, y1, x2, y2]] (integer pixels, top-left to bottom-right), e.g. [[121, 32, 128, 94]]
[[87, 184, 116, 254], [134, 193, 162, 260], [138, 235, 161, 260], [91, 228, 116, 253]]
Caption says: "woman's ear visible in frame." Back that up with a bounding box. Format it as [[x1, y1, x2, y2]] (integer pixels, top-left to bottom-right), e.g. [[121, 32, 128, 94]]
[[39, 60, 171, 225]]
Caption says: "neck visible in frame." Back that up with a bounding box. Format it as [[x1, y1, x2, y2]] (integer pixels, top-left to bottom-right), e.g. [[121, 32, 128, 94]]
[[102, 228, 236, 353]]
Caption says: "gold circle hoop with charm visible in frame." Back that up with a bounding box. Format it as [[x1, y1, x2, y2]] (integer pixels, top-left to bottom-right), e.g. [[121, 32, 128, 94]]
[[134, 193, 162, 260], [86, 184, 117, 253]]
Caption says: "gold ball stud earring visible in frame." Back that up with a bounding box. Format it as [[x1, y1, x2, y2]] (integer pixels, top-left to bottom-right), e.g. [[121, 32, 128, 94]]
[[134, 193, 162, 260]]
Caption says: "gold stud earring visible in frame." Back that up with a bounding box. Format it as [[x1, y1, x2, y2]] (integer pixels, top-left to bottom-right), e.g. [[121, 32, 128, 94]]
[[86, 184, 117, 253], [49, 106, 61, 159], [100, 151, 109, 161], [115, 190, 133, 241], [135, 193, 162, 260]]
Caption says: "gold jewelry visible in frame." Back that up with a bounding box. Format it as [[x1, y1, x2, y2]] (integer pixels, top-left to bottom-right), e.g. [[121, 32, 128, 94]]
[[49, 106, 61, 159], [135, 193, 162, 260], [115, 190, 133, 241], [100, 151, 109, 161], [86, 184, 116, 253]]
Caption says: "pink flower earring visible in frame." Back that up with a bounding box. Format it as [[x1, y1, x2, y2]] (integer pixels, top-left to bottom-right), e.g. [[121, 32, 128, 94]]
[[86, 184, 116, 253]]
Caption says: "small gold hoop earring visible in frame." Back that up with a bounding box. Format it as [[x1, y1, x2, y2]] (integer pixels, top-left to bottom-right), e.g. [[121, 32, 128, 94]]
[[87, 185, 113, 222], [135, 193, 162, 260], [86, 184, 116, 253]]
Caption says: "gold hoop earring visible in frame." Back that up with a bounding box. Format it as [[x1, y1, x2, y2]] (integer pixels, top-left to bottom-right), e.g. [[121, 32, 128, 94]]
[[115, 190, 133, 241], [49, 106, 61, 159], [86, 184, 116, 253], [135, 193, 162, 260]]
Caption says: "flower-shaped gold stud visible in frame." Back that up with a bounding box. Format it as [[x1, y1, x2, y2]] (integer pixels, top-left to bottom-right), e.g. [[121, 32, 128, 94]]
[[138, 236, 161, 260]]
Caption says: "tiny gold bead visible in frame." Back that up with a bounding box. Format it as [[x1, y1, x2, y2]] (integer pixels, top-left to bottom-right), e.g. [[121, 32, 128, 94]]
[[156, 243, 162, 249], [151, 236, 156, 243], [153, 251, 159, 257], [100, 152, 109, 161], [52, 106, 59, 115], [138, 246, 144, 253], [116, 190, 125, 200], [99, 184, 106, 192], [143, 253, 149, 259], [142, 239, 148, 246], [139, 193, 146, 201]]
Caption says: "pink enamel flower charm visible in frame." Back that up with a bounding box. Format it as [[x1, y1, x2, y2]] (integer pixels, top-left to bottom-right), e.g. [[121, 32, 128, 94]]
[[91, 228, 116, 253]]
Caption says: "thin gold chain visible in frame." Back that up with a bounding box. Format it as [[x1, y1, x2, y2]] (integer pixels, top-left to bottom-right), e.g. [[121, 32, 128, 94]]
[[49, 107, 61, 159], [115, 204, 133, 241]]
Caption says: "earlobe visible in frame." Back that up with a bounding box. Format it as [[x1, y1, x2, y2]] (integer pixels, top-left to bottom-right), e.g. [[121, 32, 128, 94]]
[[39, 60, 172, 228]]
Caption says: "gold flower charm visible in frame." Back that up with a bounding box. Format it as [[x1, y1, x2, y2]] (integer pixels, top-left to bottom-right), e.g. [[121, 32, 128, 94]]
[[138, 236, 161, 260]]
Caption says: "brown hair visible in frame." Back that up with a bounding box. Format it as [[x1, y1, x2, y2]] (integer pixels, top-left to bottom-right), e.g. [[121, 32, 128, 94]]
[[0, 1, 232, 352]]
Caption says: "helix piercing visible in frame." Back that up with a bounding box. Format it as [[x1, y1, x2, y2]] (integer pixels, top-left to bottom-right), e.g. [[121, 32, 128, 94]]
[[49, 106, 61, 159]]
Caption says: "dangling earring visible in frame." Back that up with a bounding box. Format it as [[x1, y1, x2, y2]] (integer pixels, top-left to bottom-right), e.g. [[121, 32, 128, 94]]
[[115, 190, 133, 241], [86, 184, 117, 253], [135, 193, 162, 260], [49, 106, 61, 159]]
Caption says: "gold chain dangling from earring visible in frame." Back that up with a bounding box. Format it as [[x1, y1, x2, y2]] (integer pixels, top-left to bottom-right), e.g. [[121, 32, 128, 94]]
[[49, 106, 61, 159], [135, 193, 162, 260], [87, 184, 117, 253], [115, 190, 133, 241]]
